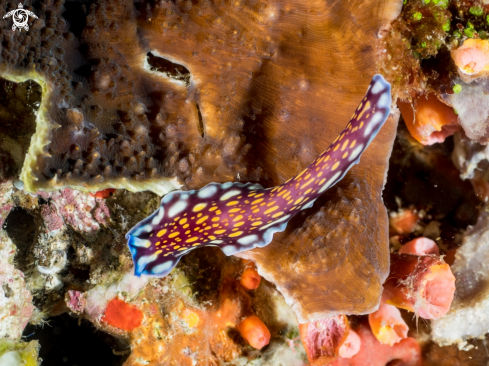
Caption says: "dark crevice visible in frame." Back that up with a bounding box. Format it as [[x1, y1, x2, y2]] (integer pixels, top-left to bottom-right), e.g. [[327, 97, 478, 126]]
[[2, 283, 13, 298], [0, 77, 41, 181], [62, 1, 96, 39], [147, 52, 191, 86], [23, 314, 130, 366], [196, 103, 204, 137], [3, 207, 37, 273]]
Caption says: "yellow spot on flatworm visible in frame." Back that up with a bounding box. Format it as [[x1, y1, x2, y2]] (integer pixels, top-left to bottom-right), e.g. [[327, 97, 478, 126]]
[[174, 245, 181, 249], [359, 121, 364, 129], [252, 209, 260, 213], [209, 206, 218, 211], [214, 229, 226, 234], [252, 198, 263, 204], [341, 139, 349, 151], [183, 224, 189, 229], [155, 242, 161, 246], [277, 190, 287, 197], [319, 178, 326, 185], [208, 235, 216, 240], [169, 232, 180, 238], [229, 208, 240, 213], [178, 247, 187, 251], [272, 212, 283, 218], [357, 101, 370, 120], [235, 222, 245, 227], [157, 229, 167, 237], [229, 231, 243, 237], [301, 178, 314, 189], [193, 203, 207, 212], [179, 218, 187, 225], [332, 162, 340, 171], [211, 217, 220, 222], [233, 215, 243, 222], [294, 197, 303, 205], [227, 201, 239, 206], [317, 172, 323, 177], [350, 140, 356, 148], [194, 227, 200, 231], [266, 201, 276, 207], [197, 216, 209, 224], [252, 221, 262, 226], [343, 152, 348, 158], [264, 206, 278, 214], [186, 237, 199, 243], [334, 144, 340, 152], [305, 188, 312, 195]]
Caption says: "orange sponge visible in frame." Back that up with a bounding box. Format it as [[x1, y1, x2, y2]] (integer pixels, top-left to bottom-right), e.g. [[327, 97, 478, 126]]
[[238, 315, 271, 349], [102, 298, 143, 331], [398, 94, 459, 145]]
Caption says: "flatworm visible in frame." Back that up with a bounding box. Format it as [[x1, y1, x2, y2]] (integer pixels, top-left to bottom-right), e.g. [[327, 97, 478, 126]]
[[126, 74, 392, 277]]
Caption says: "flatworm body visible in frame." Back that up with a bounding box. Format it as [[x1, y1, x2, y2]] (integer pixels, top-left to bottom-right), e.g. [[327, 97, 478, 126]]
[[126, 74, 392, 277]]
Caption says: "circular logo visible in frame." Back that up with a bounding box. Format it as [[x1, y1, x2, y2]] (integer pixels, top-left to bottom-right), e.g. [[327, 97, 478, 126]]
[[3, 3, 38, 32]]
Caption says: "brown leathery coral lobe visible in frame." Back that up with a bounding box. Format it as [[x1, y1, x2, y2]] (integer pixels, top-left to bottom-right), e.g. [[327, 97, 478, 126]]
[[0, 0, 401, 322]]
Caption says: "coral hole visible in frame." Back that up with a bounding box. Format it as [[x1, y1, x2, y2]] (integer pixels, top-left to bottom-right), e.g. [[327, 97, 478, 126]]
[[146, 52, 191, 86]]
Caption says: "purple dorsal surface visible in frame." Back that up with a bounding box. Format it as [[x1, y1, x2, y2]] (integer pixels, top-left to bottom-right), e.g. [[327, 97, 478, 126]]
[[126, 74, 392, 277]]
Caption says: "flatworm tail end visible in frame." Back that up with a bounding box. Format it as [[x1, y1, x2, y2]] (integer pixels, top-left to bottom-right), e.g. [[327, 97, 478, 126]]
[[285, 74, 392, 198]]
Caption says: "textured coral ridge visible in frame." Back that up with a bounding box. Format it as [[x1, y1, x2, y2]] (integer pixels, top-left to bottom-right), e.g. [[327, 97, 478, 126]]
[[127, 75, 391, 277], [1, 0, 400, 322]]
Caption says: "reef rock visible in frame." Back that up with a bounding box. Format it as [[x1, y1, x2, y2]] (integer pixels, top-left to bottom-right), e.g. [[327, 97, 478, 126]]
[[432, 207, 489, 348], [443, 78, 489, 143]]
